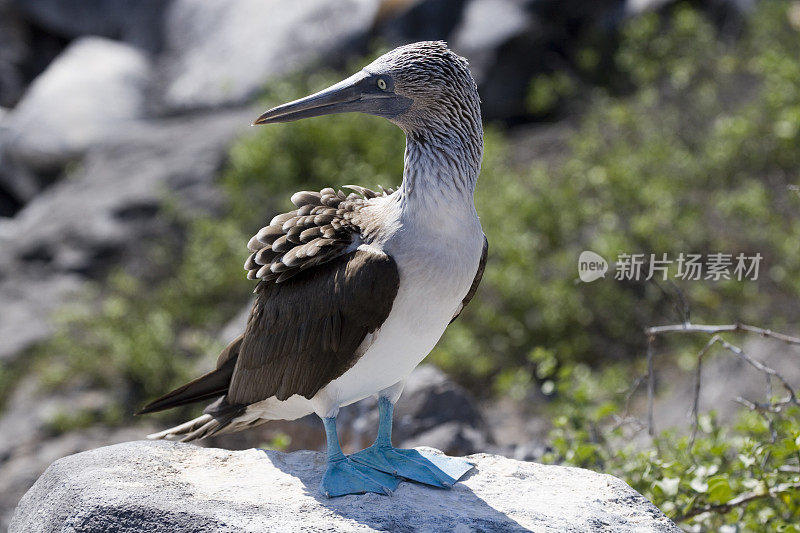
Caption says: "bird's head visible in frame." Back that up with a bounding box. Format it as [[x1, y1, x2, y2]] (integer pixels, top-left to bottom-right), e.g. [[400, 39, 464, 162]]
[[253, 41, 481, 136]]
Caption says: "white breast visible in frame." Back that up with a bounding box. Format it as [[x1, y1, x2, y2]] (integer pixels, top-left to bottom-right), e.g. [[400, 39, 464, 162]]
[[312, 192, 485, 417]]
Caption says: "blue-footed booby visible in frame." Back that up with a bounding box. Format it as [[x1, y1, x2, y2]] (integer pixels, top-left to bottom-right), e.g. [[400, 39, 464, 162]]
[[138, 41, 488, 498]]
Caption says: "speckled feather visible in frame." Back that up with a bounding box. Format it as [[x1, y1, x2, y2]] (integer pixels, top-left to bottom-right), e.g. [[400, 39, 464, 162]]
[[243, 185, 395, 284]]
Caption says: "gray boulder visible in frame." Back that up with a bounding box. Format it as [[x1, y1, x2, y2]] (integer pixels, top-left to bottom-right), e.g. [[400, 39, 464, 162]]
[[10, 440, 680, 532], [0, 106, 256, 362], [1, 36, 150, 174], [451, 0, 530, 82], [0, 424, 144, 533], [452, 0, 530, 55], [159, 0, 380, 112]]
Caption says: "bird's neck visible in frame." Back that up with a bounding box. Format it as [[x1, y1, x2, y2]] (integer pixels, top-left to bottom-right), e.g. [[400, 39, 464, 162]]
[[397, 126, 483, 215]]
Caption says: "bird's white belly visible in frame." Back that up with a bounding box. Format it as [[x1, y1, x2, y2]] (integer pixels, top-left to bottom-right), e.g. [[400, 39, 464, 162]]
[[323, 282, 458, 407], [314, 230, 484, 416], [245, 257, 476, 422], [243, 241, 481, 422]]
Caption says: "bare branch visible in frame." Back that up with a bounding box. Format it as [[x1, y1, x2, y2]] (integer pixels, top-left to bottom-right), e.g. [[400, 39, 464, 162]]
[[643, 321, 799, 443], [609, 414, 647, 433], [689, 335, 720, 448], [736, 396, 796, 414], [645, 323, 800, 347], [640, 319, 800, 523], [716, 337, 797, 404], [650, 277, 691, 324], [675, 482, 800, 522]]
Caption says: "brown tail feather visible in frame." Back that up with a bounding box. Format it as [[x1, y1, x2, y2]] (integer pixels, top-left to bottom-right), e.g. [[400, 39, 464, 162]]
[[135, 336, 242, 415], [146, 399, 247, 442]]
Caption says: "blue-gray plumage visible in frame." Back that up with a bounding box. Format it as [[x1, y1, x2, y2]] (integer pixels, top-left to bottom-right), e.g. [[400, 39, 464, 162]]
[[139, 41, 488, 498]]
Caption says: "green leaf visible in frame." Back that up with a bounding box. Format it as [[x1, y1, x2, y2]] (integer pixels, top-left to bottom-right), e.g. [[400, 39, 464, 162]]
[[707, 476, 733, 503]]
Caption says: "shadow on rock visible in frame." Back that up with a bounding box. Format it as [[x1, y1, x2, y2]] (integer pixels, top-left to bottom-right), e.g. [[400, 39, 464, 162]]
[[263, 447, 532, 532]]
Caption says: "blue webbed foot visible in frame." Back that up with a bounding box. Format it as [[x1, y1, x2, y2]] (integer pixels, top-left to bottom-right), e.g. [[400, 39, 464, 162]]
[[350, 445, 474, 488], [320, 456, 401, 498]]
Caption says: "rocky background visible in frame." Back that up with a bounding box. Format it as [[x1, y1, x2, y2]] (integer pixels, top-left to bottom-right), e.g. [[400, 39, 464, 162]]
[[0, 0, 773, 529]]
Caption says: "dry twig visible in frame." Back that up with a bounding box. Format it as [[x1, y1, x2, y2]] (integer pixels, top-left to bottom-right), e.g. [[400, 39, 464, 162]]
[[643, 322, 800, 439], [641, 318, 800, 523]]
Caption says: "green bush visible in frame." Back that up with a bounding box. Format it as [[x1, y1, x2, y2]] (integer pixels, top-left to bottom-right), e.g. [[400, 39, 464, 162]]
[[524, 4, 800, 530], [544, 354, 800, 531]]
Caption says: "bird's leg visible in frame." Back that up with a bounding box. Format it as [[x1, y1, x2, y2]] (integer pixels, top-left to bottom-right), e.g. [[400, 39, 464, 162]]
[[319, 416, 400, 498], [349, 396, 474, 488]]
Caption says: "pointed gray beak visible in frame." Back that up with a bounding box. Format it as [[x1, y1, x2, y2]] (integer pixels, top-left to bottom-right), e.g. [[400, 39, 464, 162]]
[[253, 71, 412, 125]]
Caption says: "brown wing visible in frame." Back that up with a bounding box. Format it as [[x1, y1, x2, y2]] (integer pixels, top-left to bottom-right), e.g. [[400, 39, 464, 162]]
[[450, 234, 488, 323], [244, 186, 393, 283], [227, 248, 399, 404], [137, 186, 398, 416]]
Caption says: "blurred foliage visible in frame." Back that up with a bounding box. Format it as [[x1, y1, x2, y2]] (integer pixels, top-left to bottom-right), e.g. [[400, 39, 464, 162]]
[[532, 3, 800, 531], [0, 356, 27, 411], [545, 353, 800, 531], [260, 432, 292, 452], [526, 71, 578, 116], [33, 218, 249, 417], [18, 1, 800, 529]]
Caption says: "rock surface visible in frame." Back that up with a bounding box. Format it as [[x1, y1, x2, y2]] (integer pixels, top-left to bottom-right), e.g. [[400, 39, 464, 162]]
[[0, 424, 144, 533], [0, 106, 255, 362], [2, 36, 150, 172], [159, 0, 380, 111], [11, 440, 680, 532]]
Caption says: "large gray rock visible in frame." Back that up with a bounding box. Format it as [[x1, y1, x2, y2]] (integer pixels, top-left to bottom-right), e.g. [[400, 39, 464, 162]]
[[0, 424, 144, 533], [452, 0, 529, 55], [10, 440, 680, 532], [451, 0, 530, 82], [0, 275, 82, 363], [0, 106, 256, 362], [1, 36, 150, 173], [159, 0, 380, 111]]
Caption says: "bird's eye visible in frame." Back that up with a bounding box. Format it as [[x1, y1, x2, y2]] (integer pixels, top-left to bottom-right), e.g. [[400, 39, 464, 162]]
[[377, 78, 388, 91]]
